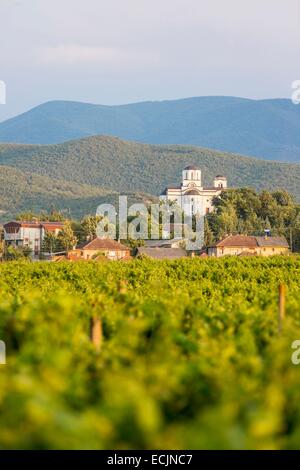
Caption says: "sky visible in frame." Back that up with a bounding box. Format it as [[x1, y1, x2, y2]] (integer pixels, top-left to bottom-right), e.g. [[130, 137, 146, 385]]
[[0, 0, 300, 121]]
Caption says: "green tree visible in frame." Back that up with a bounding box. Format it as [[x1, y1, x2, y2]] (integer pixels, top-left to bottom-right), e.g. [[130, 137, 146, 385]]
[[4, 245, 32, 260], [57, 223, 77, 251], [207, 188, 300, 251], [204, 218, 214, 247], [80, 215, 102, 241], [42, 232, 59, 254], [216, 203, 238, 238], [16, 210, 66, 222]]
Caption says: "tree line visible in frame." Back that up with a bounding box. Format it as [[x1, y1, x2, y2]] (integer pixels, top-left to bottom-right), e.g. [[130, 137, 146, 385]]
[[205, 188, 300, 251], [2, 187, 300, 259]]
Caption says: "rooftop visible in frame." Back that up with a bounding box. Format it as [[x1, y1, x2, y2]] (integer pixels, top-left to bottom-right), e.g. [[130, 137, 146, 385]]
[[144, 238, 184, 248], [184, 189, 201, 196], [211, 235, 289, 248], [137, 247, 188, 260], [4, 220, 65, 229], [77, 237, 130, 251], [256, 236, 289, 248], [214, 235, 258, 248], [184, 165, 200, 171]]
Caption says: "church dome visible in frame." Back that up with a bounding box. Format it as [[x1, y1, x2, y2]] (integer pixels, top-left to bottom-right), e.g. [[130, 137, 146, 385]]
[[184, 165, 200, 171]]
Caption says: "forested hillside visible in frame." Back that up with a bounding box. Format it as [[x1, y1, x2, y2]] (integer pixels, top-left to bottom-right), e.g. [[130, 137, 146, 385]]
[[0, 163, 154, 221], [0, 136, 300, 201], [0, 97, 300, 162]]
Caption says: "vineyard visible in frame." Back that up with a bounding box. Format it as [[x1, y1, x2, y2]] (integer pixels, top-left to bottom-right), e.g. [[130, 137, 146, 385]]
[[0, 257, 300, 449]]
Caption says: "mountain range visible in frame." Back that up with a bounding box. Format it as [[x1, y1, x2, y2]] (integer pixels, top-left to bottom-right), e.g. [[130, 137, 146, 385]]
[[0, 135, 300, 220], [0, 96, 300, 162]]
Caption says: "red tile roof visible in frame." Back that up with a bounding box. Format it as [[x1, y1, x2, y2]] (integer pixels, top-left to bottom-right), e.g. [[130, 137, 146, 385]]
[[77, 238, 130, 251], [215, 235, 258, 248], [256, 236, 289, 248], [42, 222, 65, 228], [4, 221, 64, 230], [212, 235, 289, 249]]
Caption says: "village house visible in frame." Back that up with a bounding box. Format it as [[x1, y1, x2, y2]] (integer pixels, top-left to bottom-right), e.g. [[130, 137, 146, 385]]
[[3, 221, 65, 257], [208, 235, 290, 257], [69, 237, 130, 261], [144, 238, 185, 249], [137, 247, 188, 260]]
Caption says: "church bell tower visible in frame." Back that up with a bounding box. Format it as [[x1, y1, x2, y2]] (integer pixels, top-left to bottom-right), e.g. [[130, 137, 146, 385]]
[[182, 165, 202, 189]]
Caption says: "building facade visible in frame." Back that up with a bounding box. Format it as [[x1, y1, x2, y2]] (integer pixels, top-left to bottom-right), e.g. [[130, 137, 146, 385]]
[[3, 221, 65, 257], [208, 235, 290, 257], [160, 166, 227, 217], [69, 238, 130, 261]]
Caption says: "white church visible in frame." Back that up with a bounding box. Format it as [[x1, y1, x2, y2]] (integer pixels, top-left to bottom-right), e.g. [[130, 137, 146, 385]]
[[160, 165, 227, 217]]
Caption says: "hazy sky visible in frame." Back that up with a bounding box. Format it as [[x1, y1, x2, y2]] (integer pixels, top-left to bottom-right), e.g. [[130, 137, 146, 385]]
[[0, 0, 299, 120]]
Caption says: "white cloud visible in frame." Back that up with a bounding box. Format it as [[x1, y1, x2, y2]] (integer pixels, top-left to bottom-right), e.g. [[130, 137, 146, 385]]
[[37, 44, 159, 67]]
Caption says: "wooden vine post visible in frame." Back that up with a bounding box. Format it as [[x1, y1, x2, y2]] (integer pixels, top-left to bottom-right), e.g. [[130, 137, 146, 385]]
[[119, 280, 128, 295], [90, 316, 103, 352], [278, 283, 286, 334]]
